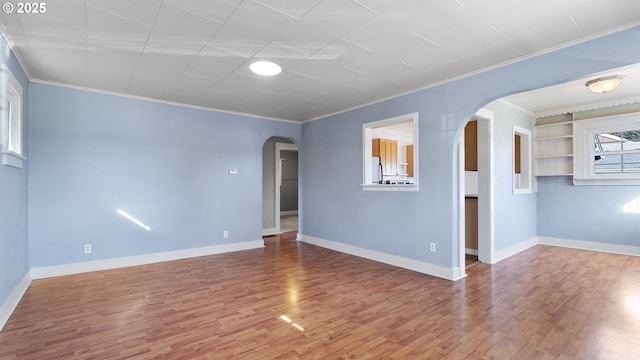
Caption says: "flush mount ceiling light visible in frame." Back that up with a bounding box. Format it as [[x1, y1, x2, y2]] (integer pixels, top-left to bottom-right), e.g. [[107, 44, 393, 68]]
[[249, 61, 282, 76], [585, 75, 624, 94]]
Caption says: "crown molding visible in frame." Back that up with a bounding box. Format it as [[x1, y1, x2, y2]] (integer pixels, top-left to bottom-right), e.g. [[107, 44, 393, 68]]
[[535, 96, 640, 118]]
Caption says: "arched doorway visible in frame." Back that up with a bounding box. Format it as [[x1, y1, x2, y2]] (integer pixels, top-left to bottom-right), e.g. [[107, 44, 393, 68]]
[[262, 137, 299, 236], [457, 108, 495, 278]]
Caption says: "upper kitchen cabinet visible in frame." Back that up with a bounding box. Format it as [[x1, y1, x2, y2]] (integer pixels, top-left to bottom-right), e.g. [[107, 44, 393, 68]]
[[372, 138, 398, 175], [464, 120, 478, 171], [362, 113, 418, 190]]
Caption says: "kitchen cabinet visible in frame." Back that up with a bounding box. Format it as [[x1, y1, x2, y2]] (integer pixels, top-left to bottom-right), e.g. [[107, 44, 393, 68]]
[[464, 121, 478, 171], [372, 138, 398, 175], [465, 197, 478, 251]]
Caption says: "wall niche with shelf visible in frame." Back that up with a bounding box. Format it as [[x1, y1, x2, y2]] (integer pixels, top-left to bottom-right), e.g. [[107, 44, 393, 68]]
[[533, 114, 573, 177]]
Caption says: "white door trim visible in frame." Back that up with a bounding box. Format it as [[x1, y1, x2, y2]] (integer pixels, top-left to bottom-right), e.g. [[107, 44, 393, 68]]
[[275, 142, 298, 233], [476, 108, 495, 265], [457, 108, 495, 279]]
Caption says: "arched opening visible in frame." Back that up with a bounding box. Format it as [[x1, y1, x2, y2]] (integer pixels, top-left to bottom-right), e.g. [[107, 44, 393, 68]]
[[457, 108, 494, 279], [455, 63, 640, 278], [262, 137, 299, 237]]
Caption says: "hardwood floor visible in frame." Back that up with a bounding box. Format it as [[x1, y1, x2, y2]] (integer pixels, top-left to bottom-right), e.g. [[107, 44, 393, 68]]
[[465, 254, 479, 269], [2, 233, 640, 359]]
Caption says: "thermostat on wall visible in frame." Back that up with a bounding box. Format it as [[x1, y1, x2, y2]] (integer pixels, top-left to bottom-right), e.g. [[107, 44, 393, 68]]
[[229, 168, 238, 175]]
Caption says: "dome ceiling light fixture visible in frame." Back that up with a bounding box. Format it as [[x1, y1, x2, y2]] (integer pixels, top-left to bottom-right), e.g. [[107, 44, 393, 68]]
[[249, 61, 282, 76], [585, 75, 624, 94]]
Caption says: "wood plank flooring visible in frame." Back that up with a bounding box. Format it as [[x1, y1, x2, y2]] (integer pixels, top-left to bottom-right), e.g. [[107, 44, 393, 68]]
[[465, 254, 479, 269], [2, 232, 640, 359]]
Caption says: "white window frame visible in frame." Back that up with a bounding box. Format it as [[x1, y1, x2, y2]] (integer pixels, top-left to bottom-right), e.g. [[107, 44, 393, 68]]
[[1, 64, 25, 168], [513, 126, 532, 194], [574, 112, 640, 185], [361, 112, 418, 192]]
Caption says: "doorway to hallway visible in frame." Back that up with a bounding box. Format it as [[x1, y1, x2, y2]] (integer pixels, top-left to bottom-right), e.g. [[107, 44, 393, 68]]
[[280, 214, 298, 233], [279, 147, 298, 233], [262, 137, 299, 236], [458, 108, 495, 278]]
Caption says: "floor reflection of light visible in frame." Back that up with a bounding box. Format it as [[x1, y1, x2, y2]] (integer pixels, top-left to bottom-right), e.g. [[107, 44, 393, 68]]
[[287, 278, 299, 306], [116, 209, 151, 231], [626, 296, 640, 320], [279, 314, 304, 331], [289, 291, 298, 305], [623, 196, 640, 214]]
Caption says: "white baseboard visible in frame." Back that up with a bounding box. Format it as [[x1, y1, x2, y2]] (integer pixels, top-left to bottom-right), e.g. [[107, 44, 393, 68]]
[[280, 210, 298, 216], [538, 236, 640, 257], [494, 237, 538, 264], [299, 234, 458, 281], [262, 227, 279, 236], [31, 240, 264, 279], [0, 270, 31, 331], [9, 235, 639, 332], [465, 248, 478, 256]]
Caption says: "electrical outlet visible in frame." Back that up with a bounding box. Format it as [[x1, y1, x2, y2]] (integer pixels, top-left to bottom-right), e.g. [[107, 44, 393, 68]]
[[84, 244, 92, 254], [223, 230, 229, 239], [429, 242, 436, 253]]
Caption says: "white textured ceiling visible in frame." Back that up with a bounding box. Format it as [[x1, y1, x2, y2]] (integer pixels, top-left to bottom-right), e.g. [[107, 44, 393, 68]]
[[504, 64, 640, 117], [1, 0, 640, 122]]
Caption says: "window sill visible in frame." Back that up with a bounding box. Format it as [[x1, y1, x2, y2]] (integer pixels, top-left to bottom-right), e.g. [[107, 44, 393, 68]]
[[361, 184, 419, 192], [513, 188, 533, 195], [2, 151, 26, 169], [573, 178, 640, 186]]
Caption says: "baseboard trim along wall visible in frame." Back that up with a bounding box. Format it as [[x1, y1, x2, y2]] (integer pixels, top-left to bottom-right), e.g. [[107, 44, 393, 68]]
[[538, 236, 640, 257], [494, 237, 539, 264], [6, 236, 640, 331], [465, 248, 478, 256], [299, 234, 458, 281], [262, 227, 279, 236], [31, 240, 265, 279], [0, 270, 32, 331]]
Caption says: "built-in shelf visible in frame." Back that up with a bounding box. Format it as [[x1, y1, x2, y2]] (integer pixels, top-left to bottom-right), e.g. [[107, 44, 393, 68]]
[[534, 120, 573, 128], [534, 115, 574, 177], [535, 154, 573, 159], [536, 135, 574, 141], [536, 172, 573, 177]]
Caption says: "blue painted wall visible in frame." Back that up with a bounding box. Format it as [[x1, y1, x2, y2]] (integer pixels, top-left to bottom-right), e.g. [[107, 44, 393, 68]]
[[28, 83, 300, 267], [0, 36, 29, 307], [537, 177, 640, 245], [0, 26, 637, 317], [302, 27, 640, 269], [483, 101, 537, 252]]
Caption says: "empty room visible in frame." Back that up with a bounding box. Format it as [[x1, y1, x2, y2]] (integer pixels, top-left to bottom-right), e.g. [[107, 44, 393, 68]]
[[1, 1, 640, 358]]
